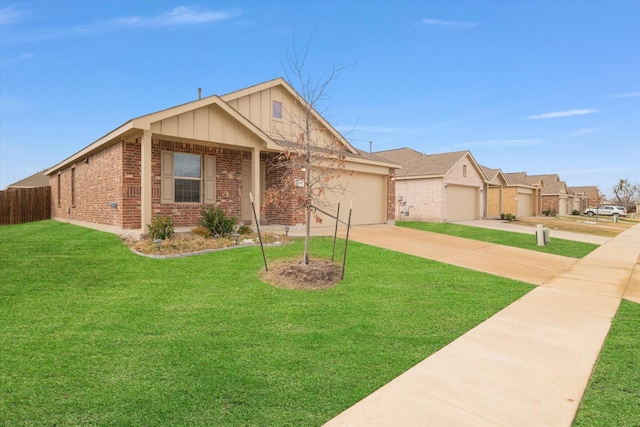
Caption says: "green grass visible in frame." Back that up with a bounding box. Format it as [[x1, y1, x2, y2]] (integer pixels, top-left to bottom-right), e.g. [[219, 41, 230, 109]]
[[396, 221, 599, 258], [0, 220, 534, 426], [573, 300, 640, 426]]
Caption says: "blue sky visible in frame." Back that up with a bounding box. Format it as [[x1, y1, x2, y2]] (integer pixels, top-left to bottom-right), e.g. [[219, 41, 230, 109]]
[[1, 1, 639, 197]]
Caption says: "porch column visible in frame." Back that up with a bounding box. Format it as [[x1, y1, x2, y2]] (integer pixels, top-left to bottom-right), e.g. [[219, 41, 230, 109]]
[[140, 130, 152, 232], [251, 148, 261, 223]]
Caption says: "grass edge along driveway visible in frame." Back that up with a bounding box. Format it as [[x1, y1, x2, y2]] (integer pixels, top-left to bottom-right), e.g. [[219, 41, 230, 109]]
[[396, 221, 599, 258]]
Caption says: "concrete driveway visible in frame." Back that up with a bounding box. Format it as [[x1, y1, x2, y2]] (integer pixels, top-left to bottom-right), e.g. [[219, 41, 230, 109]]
[[346, 224, 576, 285], [324, 223, 640, 426]]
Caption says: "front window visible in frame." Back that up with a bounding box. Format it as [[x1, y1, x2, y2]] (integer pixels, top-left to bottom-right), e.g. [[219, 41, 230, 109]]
[[174, 153, 201, 203]]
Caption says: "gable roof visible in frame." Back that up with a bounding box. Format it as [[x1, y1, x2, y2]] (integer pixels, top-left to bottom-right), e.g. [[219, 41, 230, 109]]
[[480, 165, 508, 185], [46, 93, 280, 176], [528, 173, 561, 185], [542, 180, 568, 195], [375, 147, 486, 180], [221, 77, 359, 155], [45, 78, 400, 177], [6, 170, 50, 189], [569, 186, 599, 198], [504, 172, 542, 187]]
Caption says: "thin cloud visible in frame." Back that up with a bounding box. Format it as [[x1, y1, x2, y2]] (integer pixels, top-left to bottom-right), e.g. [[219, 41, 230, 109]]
[[4, 6, 241, 43], [524, 109, 598, 120], [0, 6, 24, 25], [419, 18, 481, 30], [113, 6, 242, 28], [609, 91, 640, 98]]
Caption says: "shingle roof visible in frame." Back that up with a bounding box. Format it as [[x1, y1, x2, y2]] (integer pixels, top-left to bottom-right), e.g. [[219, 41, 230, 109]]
[[374, 148, 470, 178], [6, 170, 50, 189], [528, 174, 560, 185], [480, 165, 500, 181], [569, 186, 599, 198], [542, 180, 568, 195], [505, 172, 531, 186]]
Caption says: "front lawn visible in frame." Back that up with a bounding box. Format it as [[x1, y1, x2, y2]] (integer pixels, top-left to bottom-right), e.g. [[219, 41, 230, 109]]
[[396, 221, 599, 258], [573, 300, 640, 426], [0, 220, 533, 426]]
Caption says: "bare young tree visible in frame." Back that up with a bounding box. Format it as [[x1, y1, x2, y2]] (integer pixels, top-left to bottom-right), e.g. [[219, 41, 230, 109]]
[[263, 38, 352, 265], [612, 178, 639, 210]]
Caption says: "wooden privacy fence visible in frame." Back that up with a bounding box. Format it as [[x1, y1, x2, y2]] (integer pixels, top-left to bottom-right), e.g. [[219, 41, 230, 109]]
[[0, 186, 51, 225]]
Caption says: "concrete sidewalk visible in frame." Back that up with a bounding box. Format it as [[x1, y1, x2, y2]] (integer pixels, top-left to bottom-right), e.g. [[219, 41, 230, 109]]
[[324, 223, 640, 426]]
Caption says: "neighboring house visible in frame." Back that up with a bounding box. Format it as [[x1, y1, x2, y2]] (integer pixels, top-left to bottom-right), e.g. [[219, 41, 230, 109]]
[[5, 170, 50, 189], [568, 186, 600, 212], [480, 166, 509, 218], [46, 78, 398, 238], [502, 172, 542, 217], [375, 148, 486, 222], [526, 174, 572, 215]]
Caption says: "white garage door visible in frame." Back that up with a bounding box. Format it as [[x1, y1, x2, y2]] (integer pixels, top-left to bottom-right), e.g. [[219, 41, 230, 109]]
[[447, 185, 478, 222], [312, 171, 386, 227], [517, 193, 532, 217]]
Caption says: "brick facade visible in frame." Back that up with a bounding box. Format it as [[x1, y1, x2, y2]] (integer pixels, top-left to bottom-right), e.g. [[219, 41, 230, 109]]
[[386, 169, 396, 221], [262, 152, 306, 225], [50, 138, 254, 230], [395, 178, 445, 221], [151, 139, 245, 228], [50, 142, 124, 227], [541, 195, 560, 215], [50, 137, 332, 231]]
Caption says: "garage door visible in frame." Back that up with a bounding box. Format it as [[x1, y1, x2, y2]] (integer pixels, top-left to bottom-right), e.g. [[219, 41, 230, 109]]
[[517, 193, 532, 217], [559, 197, 568, 215], [312, 171, 386, 226], [447, 185, 478, 222]]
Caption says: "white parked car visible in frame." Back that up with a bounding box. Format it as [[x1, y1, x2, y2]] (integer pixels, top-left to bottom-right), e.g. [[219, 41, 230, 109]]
[[583, 205, 627, 217]]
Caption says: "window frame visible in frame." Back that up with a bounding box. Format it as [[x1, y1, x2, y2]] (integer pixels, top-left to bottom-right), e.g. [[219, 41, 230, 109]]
[[71, 167, 76, 207], [174, 153, 202, 203], [161, 151, 216, 205], [272, 100, 283, 119]]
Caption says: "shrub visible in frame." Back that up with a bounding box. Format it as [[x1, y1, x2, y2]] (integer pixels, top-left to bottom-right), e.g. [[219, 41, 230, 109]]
[[191, 226, 210, 238], [147, 215, 174, 240], [237, 225, 253, 235], [199, 206, 237, 237], [572, 209, 580, 215], [500, 213, 506, 220], [505, 213, 513, 221]]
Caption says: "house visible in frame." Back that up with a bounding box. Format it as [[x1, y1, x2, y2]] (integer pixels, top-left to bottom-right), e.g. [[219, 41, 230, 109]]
[[480, 166, 509, 218], [503, 172, 542, 217], [45, 78, 398, 238], [375, 148, 486, 222], [5, 170, 50, 190], [525, 174, 572, 215], [568, 186, 600, 212]]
